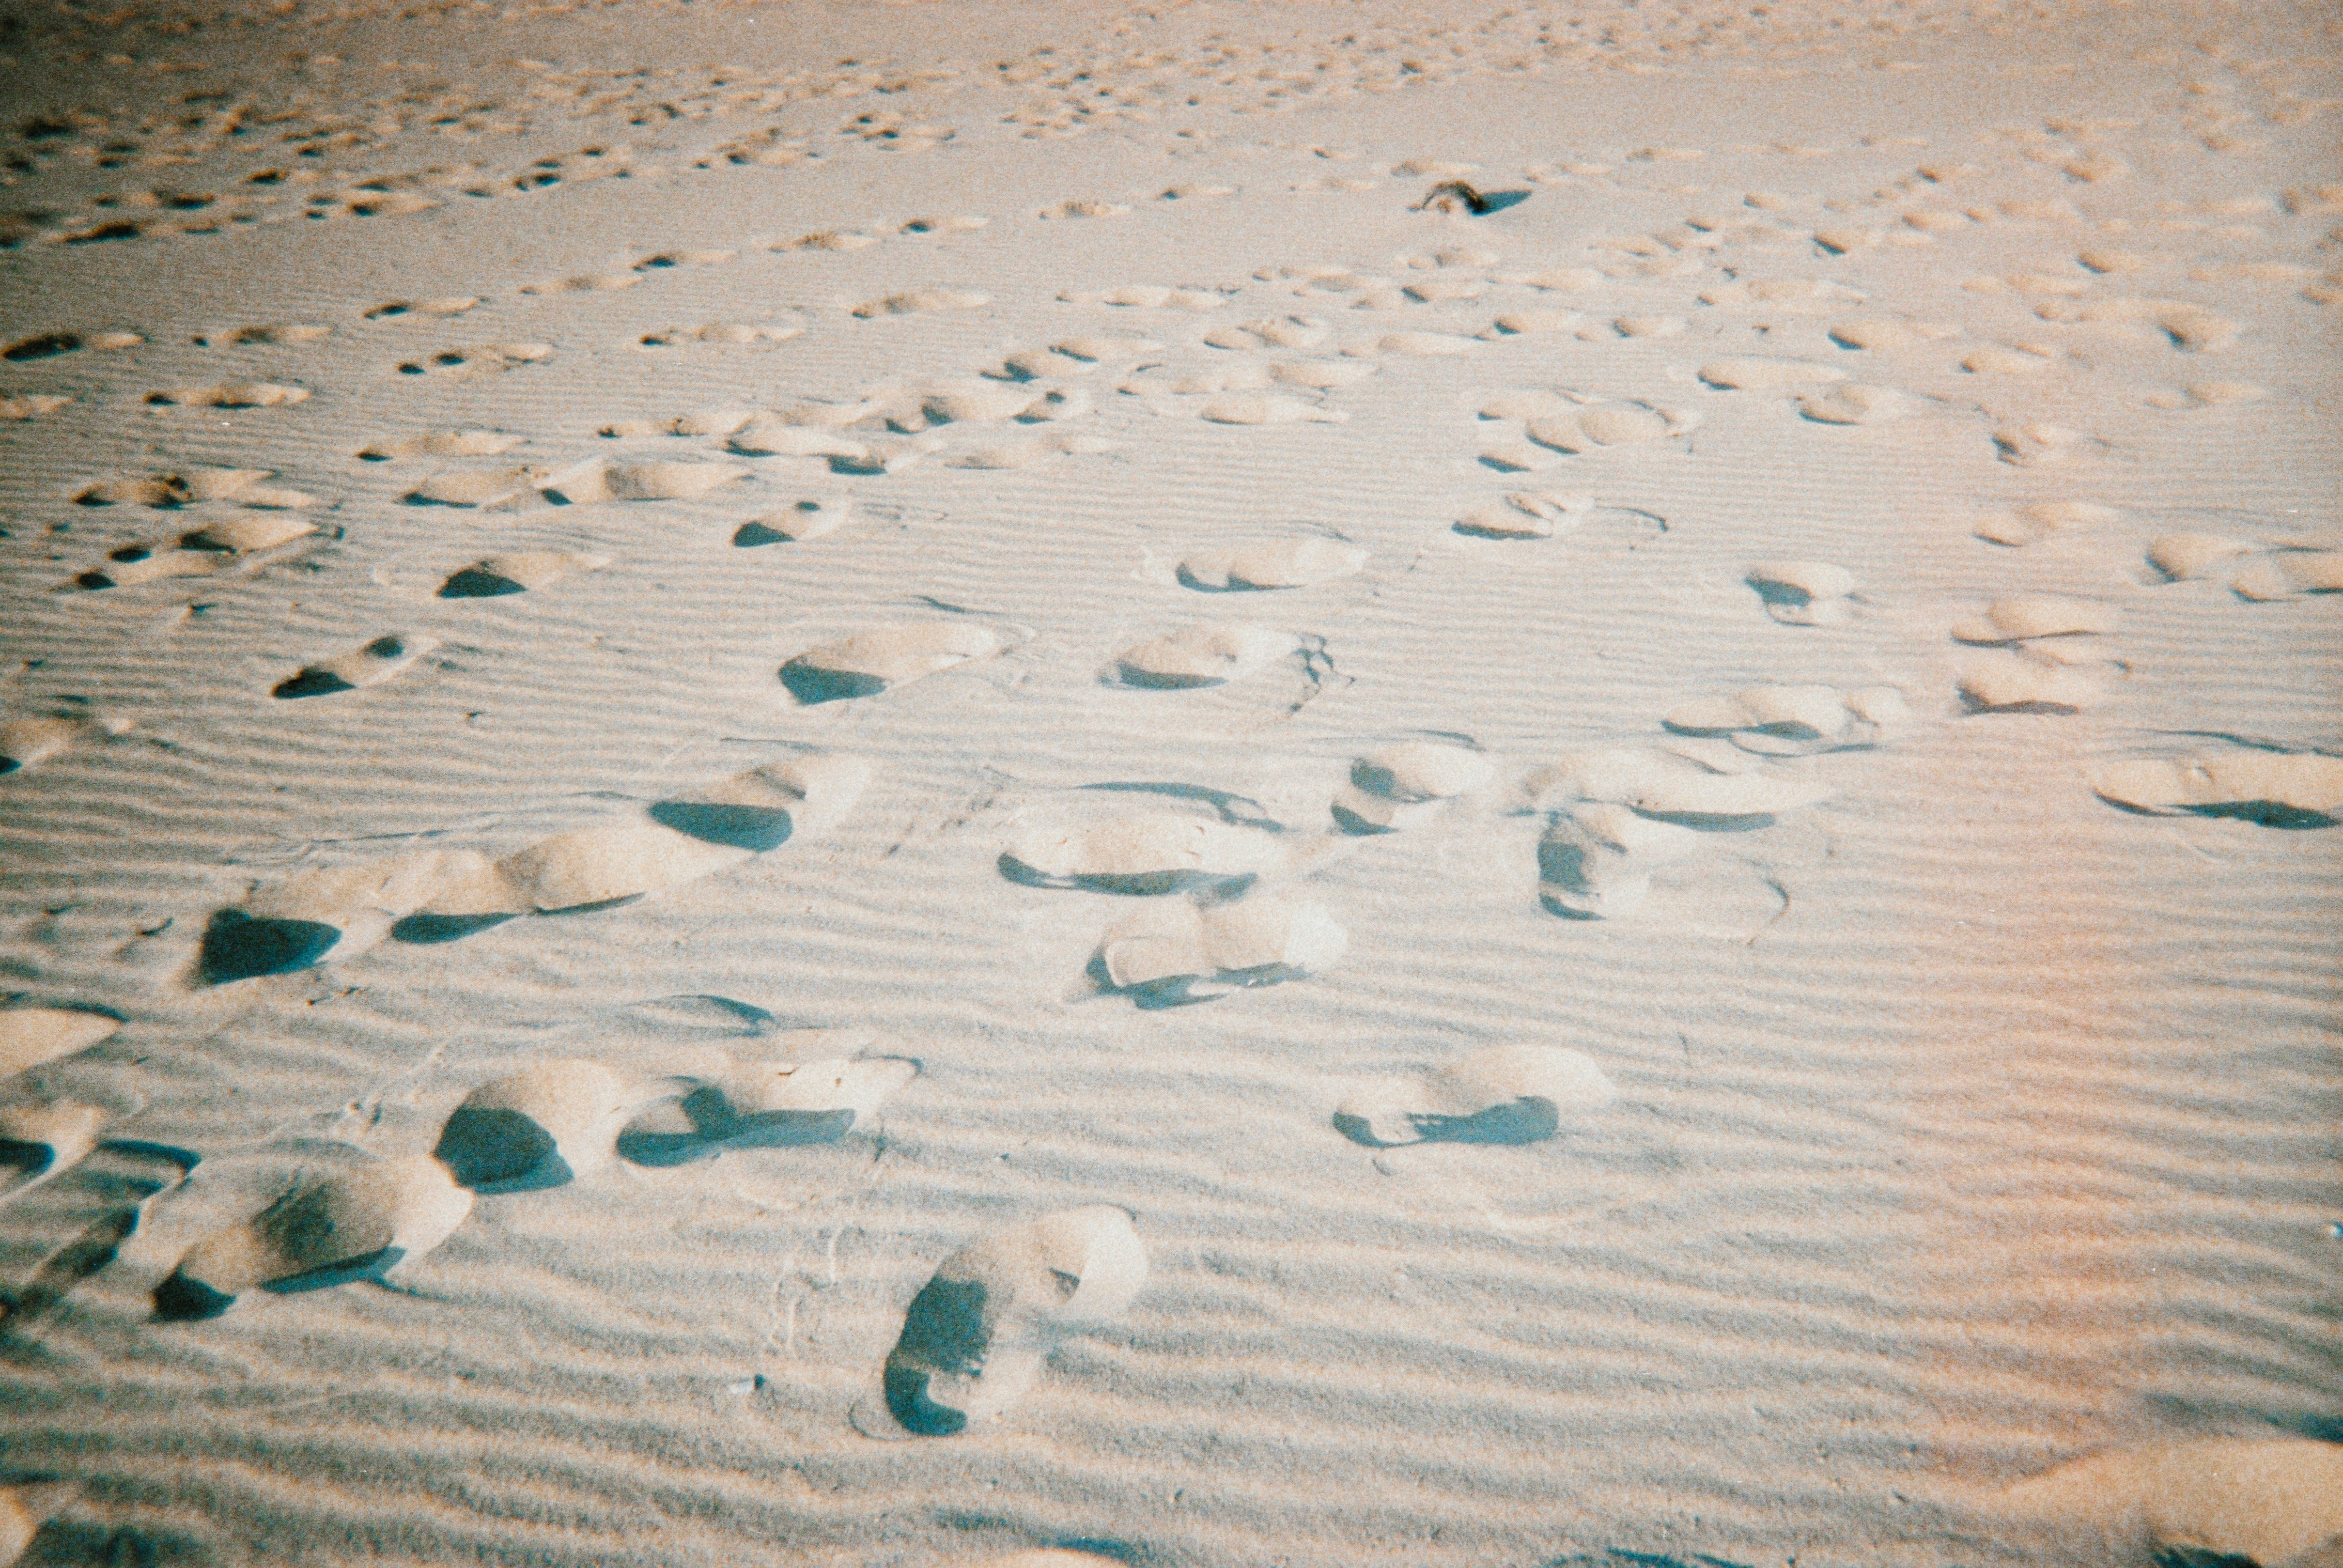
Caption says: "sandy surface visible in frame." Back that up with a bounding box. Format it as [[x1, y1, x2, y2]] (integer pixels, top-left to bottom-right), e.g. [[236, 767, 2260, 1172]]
[[1, 0, 2339, 1563]]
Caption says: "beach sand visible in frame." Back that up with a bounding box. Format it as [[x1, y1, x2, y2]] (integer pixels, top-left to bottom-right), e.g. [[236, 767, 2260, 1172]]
[[1, 0, 2338, 1562]]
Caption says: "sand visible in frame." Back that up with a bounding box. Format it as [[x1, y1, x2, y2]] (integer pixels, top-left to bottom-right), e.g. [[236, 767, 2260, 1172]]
[[1, 0, 2338, 1562]]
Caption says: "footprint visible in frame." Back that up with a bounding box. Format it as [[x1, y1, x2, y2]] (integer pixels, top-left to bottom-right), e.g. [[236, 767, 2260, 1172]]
[[1826, 318, 1955, 351], [1110, 623, 1297, 688], [0, 1007, 120, 1078], [1196, 394, 1347, 426], [1060, 286, 1223, 310], [1271, 359, 1376, 390], [1, 713, 126, 775], [2231, 550, 2343, 601], [1402, 274, 1488, 304], [1527, 402, 1697, 452], [1455, 491, 1587, 539], [1696, 358, 1847, 390], [1001, 814, 1285, 894], [1038, 199, 1130, 220], [0, 1100, 112, 1196], [632, 249, 733, 270], [364, 298, 479, 320], [0, 394, 71, 420], [650, 754, 874, 849], [1332, 742, 1495, 831], [2001, 1437, 2343, 1568], [199, 851, 467, 983], [1344, 330, 1479, 356], [77, 468, 280, 508], [544, 455, 745, 499], [1487, 307, 1581, 336], [1, 1139, 197, 1334], [407, 467, 544, 507], [519, 273, 638, 295], [272, 634, 438, 698], [1534, 746, 1834, 827], [638, 322, 803, 347], [734, 496, 851, 546], [439, 551, 610, 598], [852, 288, 990, 318], [1335, 1044, 1616, 1146], [1203, 316, 1330, 351], [1797, 385, 1908, 425], [781, 625, 1002, 704], [217, 323, 331, 346], [145, 383, 309, 408], [2089, 751, 2341, 827], [429, 1059, 632, 1189], [1538, 802, 1703, 919], [617, 1038, 916, 1167], [66, 511, 317, 591], [2146, 533, 2255, 581], [1603, 316, 1686, 339], [1956, 658, 2099, 713], [1961, 344, 2059, 375], [1179, 538, 1367, 591], [1745, 561, 1857, 625], [1663, 685, 1911, 755], [1949, 595, 2118, 644], [356, 430, 521, 460], [783, 229, 882, 252], [1092, 893, 1346, 1005], [877, 1206, 1147, 1436], [153, 1153, 473, 1319], [728, 420, 870, 460], [901, 215, 989, 234], [394, 343, 550, 379], [1973, 500, 2121, 547]]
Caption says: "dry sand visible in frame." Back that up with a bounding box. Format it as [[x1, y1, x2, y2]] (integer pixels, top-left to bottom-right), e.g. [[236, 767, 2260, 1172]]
[[1, 0, 2339, 1562]]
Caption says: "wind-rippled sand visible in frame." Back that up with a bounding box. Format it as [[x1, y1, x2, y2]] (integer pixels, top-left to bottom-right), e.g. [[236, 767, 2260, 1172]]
[[1, 0, 2338, 1563]]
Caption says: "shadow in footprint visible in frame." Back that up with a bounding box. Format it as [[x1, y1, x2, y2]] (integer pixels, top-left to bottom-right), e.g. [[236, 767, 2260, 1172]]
[[269, 667, 355, 700], [1334, 1098, 1560, 1148], [1, 1141, 199, 1338], [615, 1085, 853, 1168], [883, 1275, 991, 1436], [431, 1106, 577, 1191], [197, 909, 340, 985], [733, 520, 789, 548], [438, 566, 526, 598], [389, 910, 518, 944], [779, 664, 888, 705], [648, 800, 794, 852]]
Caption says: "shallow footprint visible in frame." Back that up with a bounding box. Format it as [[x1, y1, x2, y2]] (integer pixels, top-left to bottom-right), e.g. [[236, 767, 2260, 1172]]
[[618, 1037, 916, 1167], [1949, 595, 2117, 644], [1179, 539, 1366, 591], [1, 1138, 196, 1333], [2089, 751, 2341, 827], [0, 1007, 120, 1078], [1455, 491, 1587, 539], [1332, 742, 1494, 831], [1746, 561, 1856, 625], [431, 1059, 632, 1190], [1093, 893, 1346, 1005], [153, 1153, 473, 1318], [1002, 814, 1286, 894], [876, 1206, 1147, 1436], [2001, 1437, 2343, 1568], [1110, 623, 1297, 689], [1, 713, 127, 775], [1335, 1044, 1617, 1146], [1538, 801, 1703, 919], [781, 624, 1002, 704], [735, 496, 851, 546], [438, 551, 611, 599], [145, 383, 308, 409], [1663, 684, 1911, 755], [272, 634, 438, 698]]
